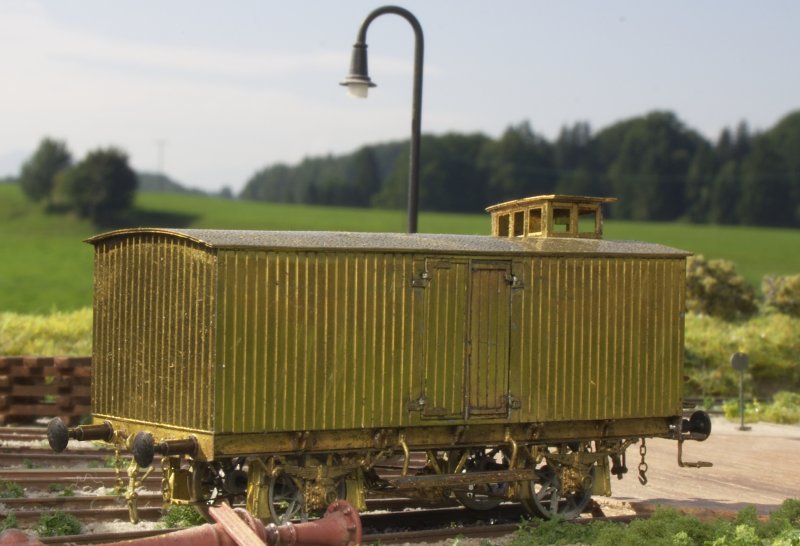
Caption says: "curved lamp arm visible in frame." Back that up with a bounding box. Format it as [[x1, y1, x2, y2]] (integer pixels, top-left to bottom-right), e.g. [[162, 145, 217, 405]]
[[341, 5, 424, 234]]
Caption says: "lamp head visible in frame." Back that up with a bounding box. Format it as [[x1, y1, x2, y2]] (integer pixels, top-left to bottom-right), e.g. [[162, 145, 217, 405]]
[[340, 43, 376, 98]]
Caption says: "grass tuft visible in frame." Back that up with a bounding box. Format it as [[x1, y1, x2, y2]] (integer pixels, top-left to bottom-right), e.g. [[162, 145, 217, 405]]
[[508, 501, 800, 546], [160, 505, 207, 528], [0, 480, 25, 499], [34, 511, 82, 537]]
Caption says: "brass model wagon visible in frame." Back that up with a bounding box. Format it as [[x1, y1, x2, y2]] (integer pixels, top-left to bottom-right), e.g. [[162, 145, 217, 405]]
[[48, 194, 711, 522]]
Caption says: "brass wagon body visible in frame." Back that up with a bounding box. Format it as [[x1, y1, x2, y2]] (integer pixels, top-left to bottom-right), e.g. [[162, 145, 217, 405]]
[[51, 195, 710, 522]]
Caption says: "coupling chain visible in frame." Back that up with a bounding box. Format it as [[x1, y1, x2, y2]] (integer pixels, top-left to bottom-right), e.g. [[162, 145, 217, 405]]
[[638, 438, 648, 485]]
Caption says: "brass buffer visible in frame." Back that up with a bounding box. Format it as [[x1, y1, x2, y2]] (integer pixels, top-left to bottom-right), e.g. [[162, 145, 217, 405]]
[[46, 417, 198, 468], [131, 431, 198, 468], [680, 410, 712, 441], [47, 417, 114, 452]]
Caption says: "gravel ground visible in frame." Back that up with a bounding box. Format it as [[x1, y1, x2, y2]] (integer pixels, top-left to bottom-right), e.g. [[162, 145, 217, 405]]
[[607, 416, 800, 515]]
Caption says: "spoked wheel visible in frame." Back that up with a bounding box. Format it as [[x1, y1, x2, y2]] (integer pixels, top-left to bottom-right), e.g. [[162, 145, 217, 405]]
[[268, 472, 306, 523], [189, 462, 218, 504], [448, 449, 509, 511], [189, 458, 248, 504], [521, 463, 594, 520], [187, 462, 218, 521]]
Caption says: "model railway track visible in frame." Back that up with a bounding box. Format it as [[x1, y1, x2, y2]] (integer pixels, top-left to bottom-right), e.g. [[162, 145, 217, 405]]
[[0, 468, 163, 491], [0, 447, 117, 468], [1, 494, 451, 520], [0, 427, 52, 443], [1, 505, 165, 525], [0, 428, 120, 468], [0, 494, 163, 515]]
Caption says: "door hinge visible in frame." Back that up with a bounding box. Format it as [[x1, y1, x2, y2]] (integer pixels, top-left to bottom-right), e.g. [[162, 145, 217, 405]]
[[506, 394, 521, 410], [411, 270, 431, 288], [505, 274, 524, 290]]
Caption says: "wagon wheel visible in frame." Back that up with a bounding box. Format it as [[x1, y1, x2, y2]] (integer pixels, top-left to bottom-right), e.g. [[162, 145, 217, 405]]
[[448, 448, 509, 511], [267, 472, 307, 523], [187, 462, 218, 522], [521, 463, 594, 520], [218, 457, 249, 500], [189, 461, 218, 504], [190, 458, 248, 505]]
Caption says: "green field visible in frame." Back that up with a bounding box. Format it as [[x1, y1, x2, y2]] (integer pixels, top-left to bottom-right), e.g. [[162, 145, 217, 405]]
[[2, 183, 799, 313]]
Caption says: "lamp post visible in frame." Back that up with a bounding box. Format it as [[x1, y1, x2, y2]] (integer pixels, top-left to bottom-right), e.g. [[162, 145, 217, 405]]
[[341, 5, 424, 234]]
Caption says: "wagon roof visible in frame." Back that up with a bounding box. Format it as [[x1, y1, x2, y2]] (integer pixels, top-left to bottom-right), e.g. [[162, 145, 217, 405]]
[[87, 228, 690, 257]]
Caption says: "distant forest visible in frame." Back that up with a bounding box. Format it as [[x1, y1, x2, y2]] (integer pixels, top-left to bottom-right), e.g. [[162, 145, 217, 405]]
[[240, 110, 800, 227]]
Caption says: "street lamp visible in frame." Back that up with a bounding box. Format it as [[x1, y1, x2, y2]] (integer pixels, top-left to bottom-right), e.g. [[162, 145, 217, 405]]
[[341, 5, 424, 234]]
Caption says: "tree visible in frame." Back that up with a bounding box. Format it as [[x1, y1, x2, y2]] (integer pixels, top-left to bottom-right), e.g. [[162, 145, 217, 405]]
[[19, 138, 72, 207], [58, 148, 138, 223], [553, 122, 602, 196], [685, 143, 715, 223], [477, 121, 555, 203], [348, 147, 381, 207], [765, 110, 800, 225], [606, 112, 702, 220], [706, 127, 745, 225], [737, 138, 794, 226], [371, 134, 490, 212], [708, 160, 741, 224]]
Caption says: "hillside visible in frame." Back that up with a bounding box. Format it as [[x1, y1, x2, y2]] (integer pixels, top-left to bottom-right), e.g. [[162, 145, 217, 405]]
[[136, 171, 207, 194], [2, 183, 800, 313]]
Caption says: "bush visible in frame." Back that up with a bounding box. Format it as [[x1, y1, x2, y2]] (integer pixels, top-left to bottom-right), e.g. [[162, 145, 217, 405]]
[[0, 513, 18, 531], [763, 392, 800, 424], [724, 392, 800, 424], [763, 499, 800, 538], [0, 308, 92, 355], [507, 501, 800, 545], [0, 480, 25, 499], [34, 511, 82, 537], [684, 313, 800, 398], [160, 505, 207, 528], [722, 398, 765, 424], [686, 255, 759, 320], [763, 274, 800, 317], [48, 483, 75, 497]]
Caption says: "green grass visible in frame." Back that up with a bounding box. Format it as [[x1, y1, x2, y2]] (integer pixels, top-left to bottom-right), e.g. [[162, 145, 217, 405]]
[[0, 185, 95, 313], [0, 480, 25, 499], [159, 505, 208, 528], [34, 511, 82, 537], [2, 183, 800, 312], [506, 502, 800, 546], [604, 221, 800, 288]]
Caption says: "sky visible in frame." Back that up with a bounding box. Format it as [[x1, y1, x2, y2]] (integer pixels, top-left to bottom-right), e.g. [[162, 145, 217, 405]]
[[1, 0, 798, 193]]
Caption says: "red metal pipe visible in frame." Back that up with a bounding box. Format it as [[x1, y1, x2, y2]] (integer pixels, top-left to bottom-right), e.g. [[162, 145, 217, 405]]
[[102, 523, 243, 545], [265, 500, 362, 546], [0, 529, 45, 545], [87, 500, 361, 546]]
